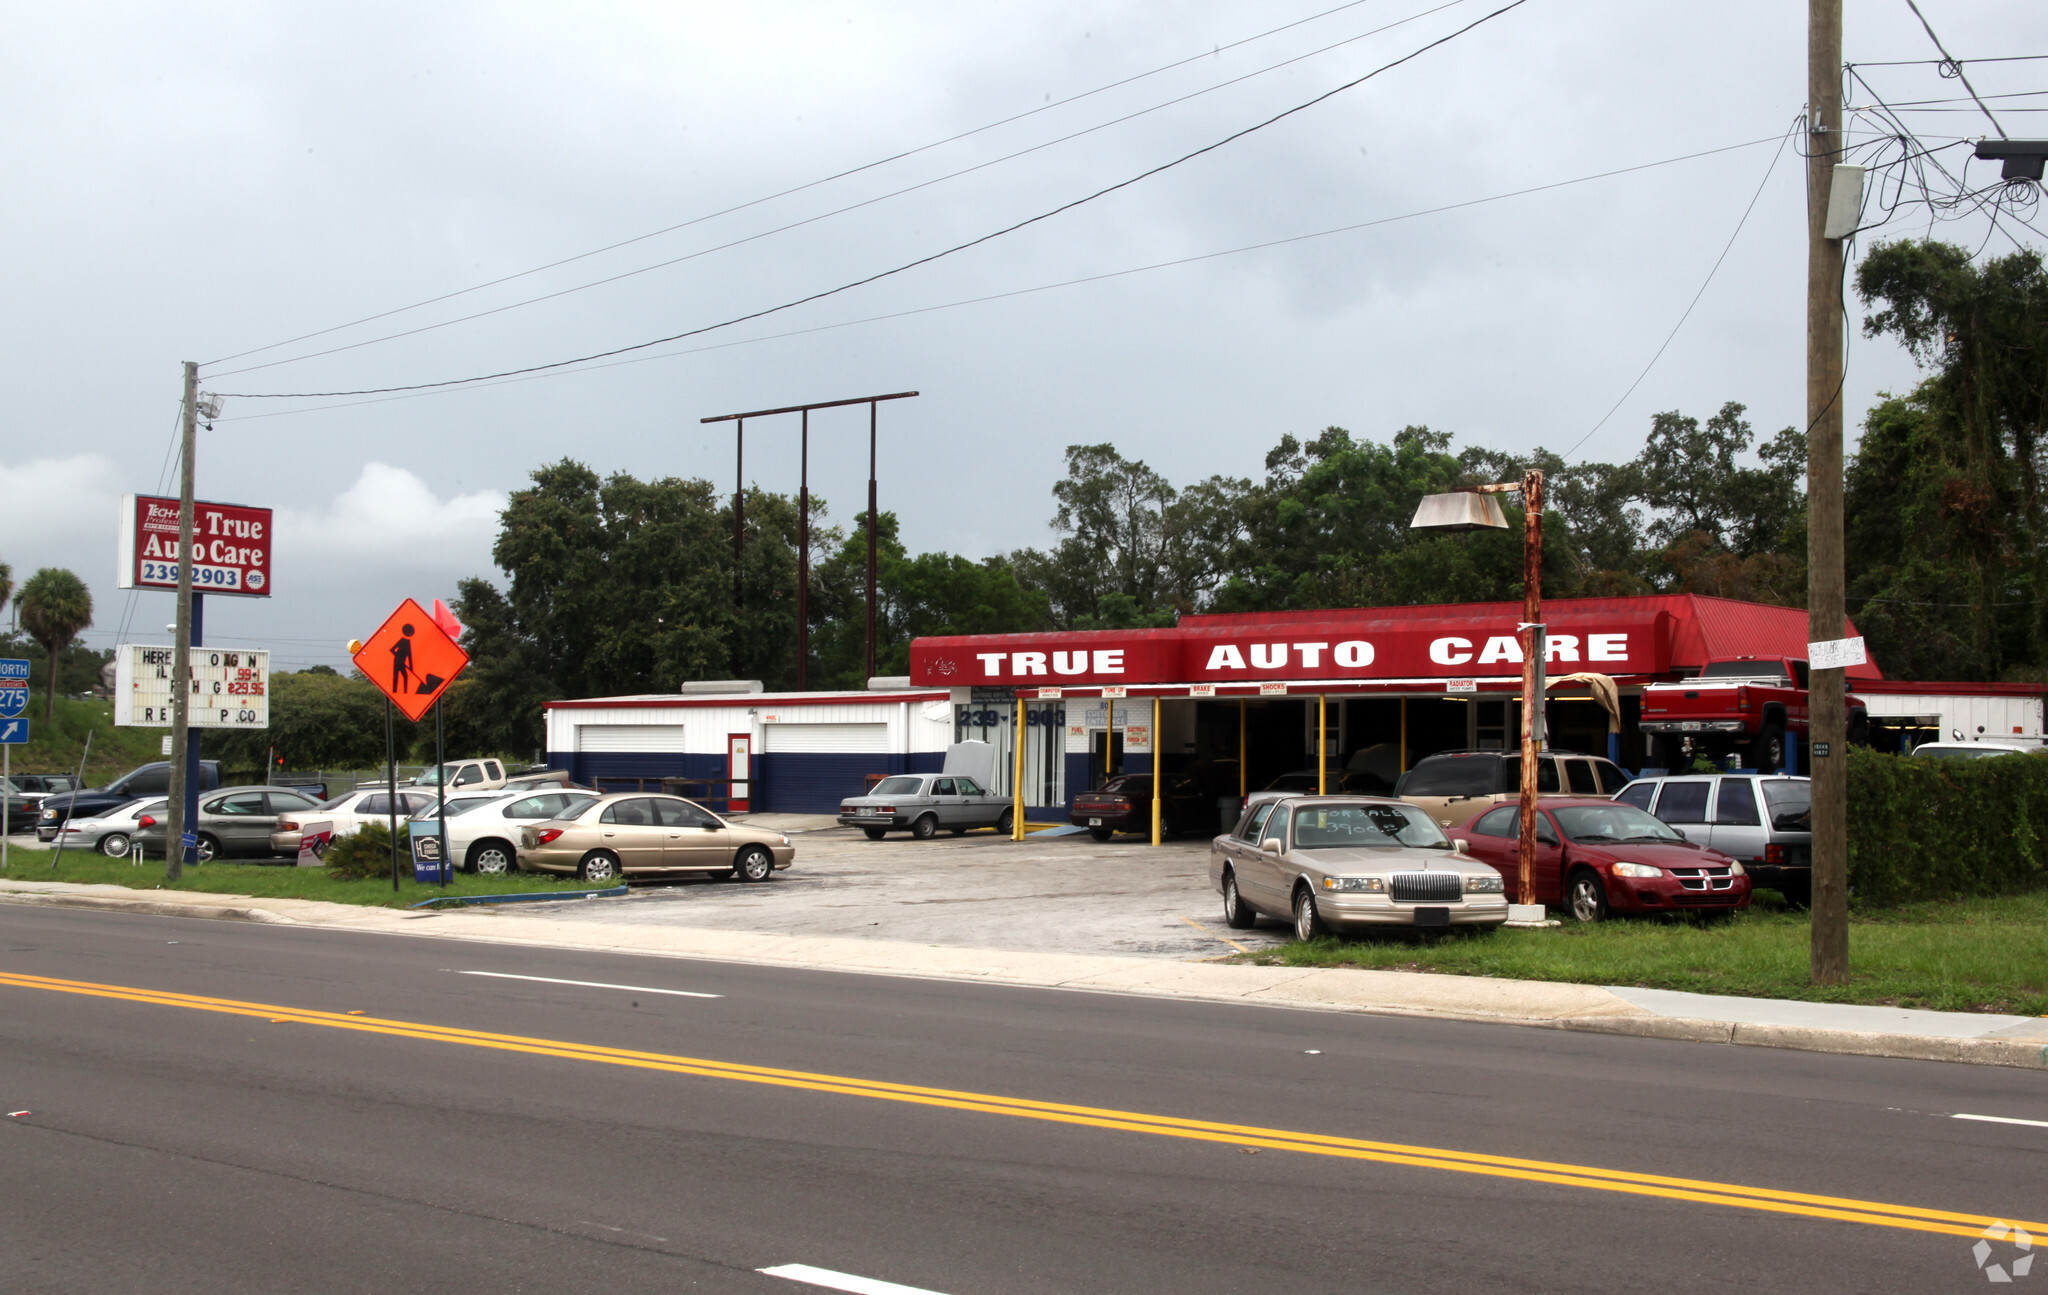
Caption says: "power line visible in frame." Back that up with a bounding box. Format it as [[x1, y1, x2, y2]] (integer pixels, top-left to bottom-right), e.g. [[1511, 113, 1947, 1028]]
[[1901, 0, 2008, 137], [210, 0, 1532, 402], [1846, 54, 2048, 68], [205, 0, 1474, 381], [199, 0, 1407, 369], [212, 129, 1784, 427], [1561, 120, 1797, 461]]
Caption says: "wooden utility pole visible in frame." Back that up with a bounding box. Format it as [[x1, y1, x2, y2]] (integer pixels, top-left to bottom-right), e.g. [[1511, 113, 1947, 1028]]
[[1514, 469, 1544, 910], [165, 361, 198, 882], [1807, 0, 1849, 983]]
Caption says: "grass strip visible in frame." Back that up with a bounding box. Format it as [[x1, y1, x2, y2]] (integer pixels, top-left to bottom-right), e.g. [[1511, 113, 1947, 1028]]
[[0, 850, 613, 909]]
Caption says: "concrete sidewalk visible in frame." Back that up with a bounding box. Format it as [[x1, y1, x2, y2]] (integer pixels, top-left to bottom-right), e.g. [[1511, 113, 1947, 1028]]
[[1, 876, 2043, 1071]]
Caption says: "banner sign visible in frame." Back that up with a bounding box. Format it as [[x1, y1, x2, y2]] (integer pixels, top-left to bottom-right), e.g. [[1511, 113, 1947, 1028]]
[[117, 494, 274, 598], [114, 645, 270, 728], [1807, 636, 1868, 671]]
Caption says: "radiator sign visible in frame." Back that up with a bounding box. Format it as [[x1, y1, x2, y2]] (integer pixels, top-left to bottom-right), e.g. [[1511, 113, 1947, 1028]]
[[117, 494, 274, 598]]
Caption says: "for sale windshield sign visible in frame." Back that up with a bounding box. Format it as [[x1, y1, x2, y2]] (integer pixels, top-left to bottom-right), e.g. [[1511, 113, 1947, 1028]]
[[117, 494, 274, 598]]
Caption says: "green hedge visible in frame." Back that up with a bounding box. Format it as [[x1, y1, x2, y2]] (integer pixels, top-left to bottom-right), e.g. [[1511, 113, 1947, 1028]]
[[1848, 746, 2048, 905]]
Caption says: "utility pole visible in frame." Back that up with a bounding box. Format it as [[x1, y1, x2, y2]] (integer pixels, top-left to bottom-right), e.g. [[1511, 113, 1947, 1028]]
[[865, 401, 879, 683], [165, 362, 198, 882], [1807, 0, 1849, 984]]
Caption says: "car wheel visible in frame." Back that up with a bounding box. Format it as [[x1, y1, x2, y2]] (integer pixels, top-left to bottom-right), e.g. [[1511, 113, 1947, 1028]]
[[995, 807, 1014, 835], [468, 840, 514, 877], [1566, 869, 1609, 923], [734, 846, 774, 883], [99, 833, 131, 859], [910, 814, 938, 841], [195, 834, 220, 863], [578, 851, 621, 883], [862, 826, 887, 841], [1088, 826, 1113, 842], [1292, 885, 1328, 942], [1222, 869, 1257, 930], [1748, 724, 1785, 774]]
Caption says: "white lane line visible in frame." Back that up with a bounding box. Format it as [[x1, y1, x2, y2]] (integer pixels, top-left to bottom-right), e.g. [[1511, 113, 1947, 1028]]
[[455, 970, 721, 999], [759, 1264, 953, 1295], [1954, 1113, 2048, 1129]]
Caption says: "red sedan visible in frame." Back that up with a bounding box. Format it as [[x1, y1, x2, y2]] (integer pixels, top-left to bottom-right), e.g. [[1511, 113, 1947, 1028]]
[[1448, 796, 1750, 922]]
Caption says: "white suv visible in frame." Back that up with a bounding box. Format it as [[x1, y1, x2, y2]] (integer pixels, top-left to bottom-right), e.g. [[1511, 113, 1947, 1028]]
[[1614, 773, 1811, 903]]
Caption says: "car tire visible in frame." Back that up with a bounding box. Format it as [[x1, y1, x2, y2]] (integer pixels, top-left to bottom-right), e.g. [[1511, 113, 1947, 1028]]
[[99, 833, 130, 859], [995, 807, 1014, 835], [1566, 869, 1609, 923], [467, 839, 515, 877], [862, 826, 887, 841], [1748, 724, 1785, 774], [911, 814, 938, 841], [734, 846, 773, 883], [195, 834, 220, 864], [1088, 826, 1113, 842], [1222, 869, 1257, 930], [1292, 885, 1328, 942], [578, 851, 621, 883]]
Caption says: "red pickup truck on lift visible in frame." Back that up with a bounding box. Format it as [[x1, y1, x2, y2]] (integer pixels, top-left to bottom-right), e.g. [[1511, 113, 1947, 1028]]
[[1638, 657, 1868, 774]]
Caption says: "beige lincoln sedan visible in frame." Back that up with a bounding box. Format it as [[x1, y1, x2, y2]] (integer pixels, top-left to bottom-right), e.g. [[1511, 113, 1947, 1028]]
[[1210, 796, 1509, 941], [516, 793, 795, 883]]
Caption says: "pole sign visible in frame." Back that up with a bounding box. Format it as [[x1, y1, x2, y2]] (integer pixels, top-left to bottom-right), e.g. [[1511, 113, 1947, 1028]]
[[114, 645, 271, 728], [117, 493, 274, 597], [0, 718, 25, 745], [0, 659, 27, 720]]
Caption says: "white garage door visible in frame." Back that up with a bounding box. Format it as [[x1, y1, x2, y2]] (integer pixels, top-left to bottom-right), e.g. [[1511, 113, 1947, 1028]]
[[577, 724, 689, 752], [762, 723, 888, 753]]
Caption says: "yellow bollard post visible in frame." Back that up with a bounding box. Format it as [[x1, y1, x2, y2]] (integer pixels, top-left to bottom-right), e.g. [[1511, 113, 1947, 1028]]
[[1012, 696, 1026, 840], [1106, 694, 1115, 777], [1318, 694, 1328, 795], [1149, 695, 1162, 846]]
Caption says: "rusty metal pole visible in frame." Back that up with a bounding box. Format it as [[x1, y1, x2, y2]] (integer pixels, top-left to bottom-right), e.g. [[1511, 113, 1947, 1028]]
[[866, 401, 878, 683], [1515, 469, 1545, 910], [797, 410, 810, 691], [1807, 0, 1849, 984]]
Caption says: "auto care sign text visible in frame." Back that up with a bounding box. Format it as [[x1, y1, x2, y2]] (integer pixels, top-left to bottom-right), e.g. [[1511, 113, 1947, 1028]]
[[118, 494, 274, 597]]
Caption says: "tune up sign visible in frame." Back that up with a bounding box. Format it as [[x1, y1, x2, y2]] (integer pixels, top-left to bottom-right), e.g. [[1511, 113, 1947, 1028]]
[[117, 494, 274, 597]]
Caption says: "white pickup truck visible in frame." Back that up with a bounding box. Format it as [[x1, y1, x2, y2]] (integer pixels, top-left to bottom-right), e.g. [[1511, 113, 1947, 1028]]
[[407, 759, 576, 794]]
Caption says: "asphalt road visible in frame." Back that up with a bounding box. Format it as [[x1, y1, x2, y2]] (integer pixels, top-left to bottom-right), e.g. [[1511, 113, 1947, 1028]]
[[1, 905, 2043, 1294]]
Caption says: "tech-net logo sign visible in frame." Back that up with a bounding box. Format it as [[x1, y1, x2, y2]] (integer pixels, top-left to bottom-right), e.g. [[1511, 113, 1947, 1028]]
[[1973, 1220, 2033, 1283]]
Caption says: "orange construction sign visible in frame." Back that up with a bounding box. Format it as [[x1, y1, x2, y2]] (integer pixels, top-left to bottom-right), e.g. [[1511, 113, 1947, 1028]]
[[352, 598, 471, 722]]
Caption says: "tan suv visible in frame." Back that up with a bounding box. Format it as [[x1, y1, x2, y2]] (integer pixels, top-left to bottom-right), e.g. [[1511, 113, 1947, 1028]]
[[1395, 750, 1633, 829], [516, 793, 795, 883]]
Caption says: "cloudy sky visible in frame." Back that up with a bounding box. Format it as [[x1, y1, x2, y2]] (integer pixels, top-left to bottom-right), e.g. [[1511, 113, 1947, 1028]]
[[2, 0, 2042, 673]]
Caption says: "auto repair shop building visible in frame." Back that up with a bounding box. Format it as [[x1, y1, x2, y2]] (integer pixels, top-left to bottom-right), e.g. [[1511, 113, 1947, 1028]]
[[542, 594, 2038, 816]]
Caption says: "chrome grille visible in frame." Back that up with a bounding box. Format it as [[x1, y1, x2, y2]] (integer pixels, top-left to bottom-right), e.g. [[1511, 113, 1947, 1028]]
[[1389, 872, 1462, 904], [1671, 866, 1736, 892]]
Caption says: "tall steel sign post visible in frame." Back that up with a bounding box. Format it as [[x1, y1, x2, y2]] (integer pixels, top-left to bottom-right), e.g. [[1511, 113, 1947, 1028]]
[[0, 658, 29, 871], [351, 599, 471, 892]]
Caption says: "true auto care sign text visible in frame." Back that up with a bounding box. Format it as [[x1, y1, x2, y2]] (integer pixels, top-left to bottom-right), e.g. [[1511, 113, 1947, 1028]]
[[118, 494, 274, 597]]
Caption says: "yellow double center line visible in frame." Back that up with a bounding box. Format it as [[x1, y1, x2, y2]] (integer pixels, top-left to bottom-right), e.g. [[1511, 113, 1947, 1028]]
[[3, 969, 2036, 1241]]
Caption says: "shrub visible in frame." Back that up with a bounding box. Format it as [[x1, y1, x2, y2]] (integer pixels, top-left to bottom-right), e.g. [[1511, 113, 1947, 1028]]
[[323, 822, 412, 882], [1848, 746, 2048, 905]]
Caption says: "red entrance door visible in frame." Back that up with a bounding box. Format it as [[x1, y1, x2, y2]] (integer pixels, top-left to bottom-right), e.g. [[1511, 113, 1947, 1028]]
[[727, 734, 751, 812]]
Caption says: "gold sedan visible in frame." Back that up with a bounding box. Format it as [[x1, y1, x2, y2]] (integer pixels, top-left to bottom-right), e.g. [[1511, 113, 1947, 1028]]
[[1211, 796, 1509, 941], [516, 793, 794, 884]]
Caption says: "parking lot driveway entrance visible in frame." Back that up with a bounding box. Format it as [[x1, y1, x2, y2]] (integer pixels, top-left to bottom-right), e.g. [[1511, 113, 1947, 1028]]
[[524, 827, 1293, 960]]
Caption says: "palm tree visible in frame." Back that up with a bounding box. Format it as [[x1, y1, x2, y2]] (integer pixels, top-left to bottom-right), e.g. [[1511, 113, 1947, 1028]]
[[0, 559, 13, 620], [18, 569, 92, 722]]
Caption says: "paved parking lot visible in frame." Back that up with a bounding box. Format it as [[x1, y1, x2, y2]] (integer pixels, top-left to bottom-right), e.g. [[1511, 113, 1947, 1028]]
[[527, 824, 1293, 960]]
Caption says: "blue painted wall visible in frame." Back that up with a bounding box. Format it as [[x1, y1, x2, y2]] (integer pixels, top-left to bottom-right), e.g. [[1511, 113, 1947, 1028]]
[[547, 749, 942, 815]]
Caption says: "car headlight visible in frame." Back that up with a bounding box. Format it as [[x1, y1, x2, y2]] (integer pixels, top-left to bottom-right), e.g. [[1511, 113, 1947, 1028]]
[[40, 809, 57, 821], [1463, 875, 1504, 893], [778, 835, 790, 846], [1726, 860, 1745, 876], [1611, 861, 1662, 879], [1322, 876, 1386, 892]]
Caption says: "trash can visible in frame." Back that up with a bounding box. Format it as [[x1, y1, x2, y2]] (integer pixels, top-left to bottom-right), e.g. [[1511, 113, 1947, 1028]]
[[408, 820, 452, 885], [1217, 796, 1244, 832]]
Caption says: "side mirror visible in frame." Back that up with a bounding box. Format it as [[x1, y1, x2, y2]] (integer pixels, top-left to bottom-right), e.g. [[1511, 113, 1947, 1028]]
[[1261, 838, 1284, 855], [1451, 839, 1468, 855]]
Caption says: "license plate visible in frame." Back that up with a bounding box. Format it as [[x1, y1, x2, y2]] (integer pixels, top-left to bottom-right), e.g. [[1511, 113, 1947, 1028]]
[[1412, 907, 1451, 927], [1088, 818, 1102, 826], [1679, 721, 1702, 731]]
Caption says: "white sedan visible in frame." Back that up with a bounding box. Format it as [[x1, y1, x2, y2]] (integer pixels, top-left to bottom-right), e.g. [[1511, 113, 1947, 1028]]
[[271, 787, 442, 855], [409, 788, 602, 875], [53, 797, 167, 858]]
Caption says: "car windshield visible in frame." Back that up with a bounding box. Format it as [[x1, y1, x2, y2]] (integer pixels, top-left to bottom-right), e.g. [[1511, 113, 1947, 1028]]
[[317, 793, 356, 811], [409, 797, 500, 821], [1289, 803, 1449, 850], [1552, 804, 1685, 844], [870, 776, 924, 796], [1915, 745, 2020, 760], [1760, 779, 1811, 831], [1397, 759, 1496, 797]]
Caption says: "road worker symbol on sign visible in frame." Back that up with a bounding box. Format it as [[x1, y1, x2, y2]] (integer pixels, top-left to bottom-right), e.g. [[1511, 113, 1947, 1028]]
[[351, 598, 471, 722]]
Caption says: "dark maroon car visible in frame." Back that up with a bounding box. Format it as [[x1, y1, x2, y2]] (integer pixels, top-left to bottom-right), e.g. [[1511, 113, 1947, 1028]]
[[1070, 774, 1217, 841], [1448, 796, 1751, 922]]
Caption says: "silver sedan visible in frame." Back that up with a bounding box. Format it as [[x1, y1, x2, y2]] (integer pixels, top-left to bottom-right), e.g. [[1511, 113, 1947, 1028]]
[[1211, 796, 1510, 941]]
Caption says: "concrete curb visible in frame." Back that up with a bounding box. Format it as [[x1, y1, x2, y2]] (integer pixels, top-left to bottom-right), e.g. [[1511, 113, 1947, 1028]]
[[2, 883, 2042, 1071]]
